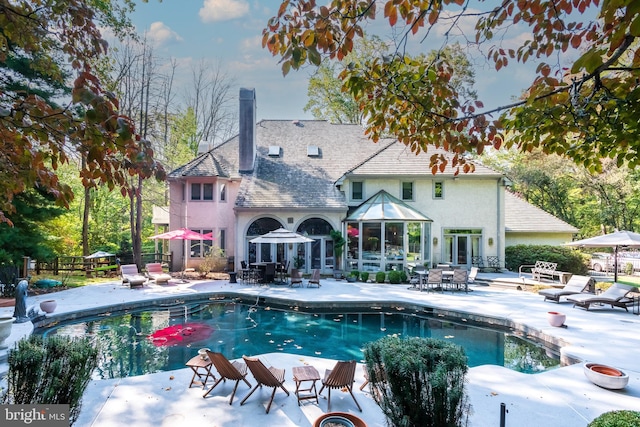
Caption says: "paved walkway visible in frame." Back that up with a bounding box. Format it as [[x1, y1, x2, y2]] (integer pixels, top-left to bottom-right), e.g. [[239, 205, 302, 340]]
[[1, 273, 639, 427]]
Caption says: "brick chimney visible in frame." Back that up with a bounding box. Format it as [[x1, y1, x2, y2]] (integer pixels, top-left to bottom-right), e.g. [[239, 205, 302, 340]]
[[238, 88, 256, 173]]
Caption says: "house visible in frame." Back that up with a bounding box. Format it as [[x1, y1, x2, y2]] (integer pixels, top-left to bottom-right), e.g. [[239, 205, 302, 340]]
[[166, 88, 575, 274]]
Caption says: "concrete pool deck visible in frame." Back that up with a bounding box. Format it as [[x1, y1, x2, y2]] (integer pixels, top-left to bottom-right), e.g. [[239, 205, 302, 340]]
[[1, 273, 639, 426]]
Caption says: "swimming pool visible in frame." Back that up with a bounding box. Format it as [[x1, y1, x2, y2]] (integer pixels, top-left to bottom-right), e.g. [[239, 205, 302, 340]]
[[36, 298, 559, 379]]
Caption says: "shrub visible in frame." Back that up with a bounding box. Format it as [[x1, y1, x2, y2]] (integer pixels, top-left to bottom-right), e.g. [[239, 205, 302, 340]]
[[399, 270, 408, 283], [588, 410, 640, 427], [375, 271, 386, 283], [364, 336, 470, 427], [388, 270, 402, 284], [360, 271, 370, 282], [3, 335, 98, 425], [624, 262, 634, 276], [350, 270, 360, 280], [505, 244, 589, 274]]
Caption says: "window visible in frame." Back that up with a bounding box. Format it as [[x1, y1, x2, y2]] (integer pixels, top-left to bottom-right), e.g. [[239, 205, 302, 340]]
[[219, 229, 226, 252], [191, 183, 200, 200], [219, 183, 226, 202], [433, 181, 444, 199], [402, 181, 414, 200], [190, 229, 213, 257], [351, 181, 363, 200], [191, 183, 214, 201]]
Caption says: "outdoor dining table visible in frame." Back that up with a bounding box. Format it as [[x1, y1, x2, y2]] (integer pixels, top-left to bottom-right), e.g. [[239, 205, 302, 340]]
[[417, 270, 454, 291]]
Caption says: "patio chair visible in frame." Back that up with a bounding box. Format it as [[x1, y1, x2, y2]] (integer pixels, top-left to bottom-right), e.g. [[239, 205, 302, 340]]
[[203, 351, 252, 404], [289, 268, 303, 288], [262, 262, 276, 285], [538, 274, 595, 303], [450, 269, 469, 292], [307, 268, 321, 288], [468, 266, 479, 284], [240, 356, 289, 413], [407, 265, 425, 289], [566, 283, 638, 311], [120, 264, 147, 288], [145, 263, 172, 285], [426, 268, 443, 292], [318, 360, 362, 412]]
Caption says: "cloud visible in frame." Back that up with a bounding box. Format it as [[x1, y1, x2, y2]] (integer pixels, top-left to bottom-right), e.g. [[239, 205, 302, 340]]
[[199, 0, 249, 23], [147, 22, 183, 46]]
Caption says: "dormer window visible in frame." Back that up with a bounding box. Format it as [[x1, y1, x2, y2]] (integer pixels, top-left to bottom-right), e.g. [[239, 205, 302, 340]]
[[307, 145, 319, 157], [268, 146, 280, 157]]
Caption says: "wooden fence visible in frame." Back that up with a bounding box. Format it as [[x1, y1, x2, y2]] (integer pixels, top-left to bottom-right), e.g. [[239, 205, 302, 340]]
[[34, 253, 173, 275]]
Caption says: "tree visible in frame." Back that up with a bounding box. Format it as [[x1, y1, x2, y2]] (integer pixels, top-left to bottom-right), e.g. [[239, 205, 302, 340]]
[[0, 0, 165, 226], [263, 0, 640, 174]]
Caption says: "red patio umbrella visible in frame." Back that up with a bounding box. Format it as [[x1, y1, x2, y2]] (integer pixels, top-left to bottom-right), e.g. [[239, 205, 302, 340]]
[[150, 228, 212, 280]]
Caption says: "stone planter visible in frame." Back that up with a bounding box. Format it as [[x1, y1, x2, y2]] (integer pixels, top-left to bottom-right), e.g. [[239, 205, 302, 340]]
[[547, 311, 566, 327], [39, 299, 57, 314], [583, 362, 629, 390], [0, 316, 15, 349]]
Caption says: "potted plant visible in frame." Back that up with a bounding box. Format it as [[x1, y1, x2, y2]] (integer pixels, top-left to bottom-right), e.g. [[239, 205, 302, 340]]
[[330, 230, 346, 279]]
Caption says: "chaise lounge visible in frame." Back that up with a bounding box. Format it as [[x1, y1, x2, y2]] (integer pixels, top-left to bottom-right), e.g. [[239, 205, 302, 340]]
[[538, 274, 595, 303], [566, 283, 638, 311], [120, 264, 147, 288], [146, 262, 172, 285]]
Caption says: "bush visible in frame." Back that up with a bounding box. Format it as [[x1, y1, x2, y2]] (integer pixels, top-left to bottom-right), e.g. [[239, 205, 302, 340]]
[[588, 410, 640, 427], [505, 244, 589, 274], [3, 335, 98, 425], [388, 270, 402, 284], [364, 336, 470, 427], [350, 270, 360, 280], [376, 271, 386, 283], [360, 271, 370, 282], [399, 270, 408, 283]]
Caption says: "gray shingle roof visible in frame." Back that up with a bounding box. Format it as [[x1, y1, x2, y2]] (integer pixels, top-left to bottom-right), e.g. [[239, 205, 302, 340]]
[[169, 120, 501, 210], [504, 192, 579, 233]]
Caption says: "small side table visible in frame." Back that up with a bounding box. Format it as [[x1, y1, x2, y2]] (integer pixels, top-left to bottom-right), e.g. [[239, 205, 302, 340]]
[[292, 365, 320, 405], [185, 354, 215, 389]]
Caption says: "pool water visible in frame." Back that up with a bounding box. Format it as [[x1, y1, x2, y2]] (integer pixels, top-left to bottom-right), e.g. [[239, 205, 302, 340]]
[[37, 299, 559, 379]]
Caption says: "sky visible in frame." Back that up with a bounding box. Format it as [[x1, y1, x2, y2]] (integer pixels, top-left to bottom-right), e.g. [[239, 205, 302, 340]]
[[124, 0, 585, 122]]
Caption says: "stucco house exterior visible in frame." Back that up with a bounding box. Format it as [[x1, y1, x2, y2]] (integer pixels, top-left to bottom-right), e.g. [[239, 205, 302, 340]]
[[165, 88, 576, 274]]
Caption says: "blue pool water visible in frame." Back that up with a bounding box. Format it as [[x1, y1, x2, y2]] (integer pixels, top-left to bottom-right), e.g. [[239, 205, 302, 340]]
[[37, 299, 559, 379]]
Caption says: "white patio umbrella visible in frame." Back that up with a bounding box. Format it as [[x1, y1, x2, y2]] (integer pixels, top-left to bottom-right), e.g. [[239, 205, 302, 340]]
[[250, 228, 314, 276], [249, 228, 314, 244], [84, 251, 115, 259], [565, 230, 640, 282]]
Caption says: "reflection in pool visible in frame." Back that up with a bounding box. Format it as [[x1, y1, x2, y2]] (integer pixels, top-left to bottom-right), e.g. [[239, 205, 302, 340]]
[[37, 299, 559, 379]]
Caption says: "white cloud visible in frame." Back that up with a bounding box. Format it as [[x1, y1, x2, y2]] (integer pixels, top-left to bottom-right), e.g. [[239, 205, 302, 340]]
[[147, 22, 183, 46], [199, 0, 249, 23]]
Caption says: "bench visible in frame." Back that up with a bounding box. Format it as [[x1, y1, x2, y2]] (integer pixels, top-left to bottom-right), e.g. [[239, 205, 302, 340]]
[[519, 261, 571, 284]]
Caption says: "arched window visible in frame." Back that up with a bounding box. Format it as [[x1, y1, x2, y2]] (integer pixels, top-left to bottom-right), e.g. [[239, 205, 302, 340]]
[[247, 218, 283, 236], [297, 218, 333, 236]]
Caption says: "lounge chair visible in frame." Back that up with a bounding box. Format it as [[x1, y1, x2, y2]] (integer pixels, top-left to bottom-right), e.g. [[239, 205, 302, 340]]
[[307, 268, 321, 288], [289, 268, 303, 288], [203, 351, 251, 404], [240, 356, 289, 413], [318, 360, 362, 412], [538, 274, 594, 303], [145, 262, 172, 285], [121, 264, 147, 288], [567, 283, 638, 311]]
